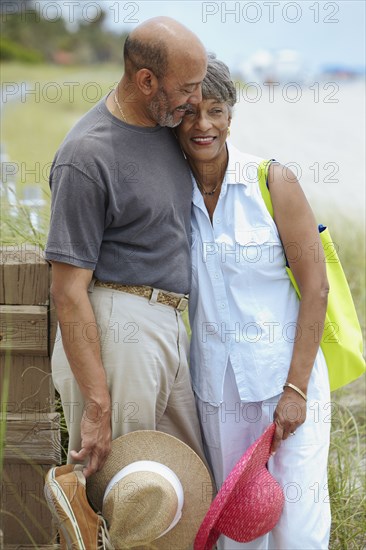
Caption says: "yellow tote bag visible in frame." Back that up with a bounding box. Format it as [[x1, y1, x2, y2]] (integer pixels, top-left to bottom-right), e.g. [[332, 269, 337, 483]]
[[258, 160, 365, 391]]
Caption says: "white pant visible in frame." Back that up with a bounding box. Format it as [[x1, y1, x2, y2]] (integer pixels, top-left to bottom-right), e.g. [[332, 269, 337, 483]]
[[196, 352, 331, 550]]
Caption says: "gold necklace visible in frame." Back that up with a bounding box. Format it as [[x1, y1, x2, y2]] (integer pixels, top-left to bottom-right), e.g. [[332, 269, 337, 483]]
[[113, 89, 127, 123]]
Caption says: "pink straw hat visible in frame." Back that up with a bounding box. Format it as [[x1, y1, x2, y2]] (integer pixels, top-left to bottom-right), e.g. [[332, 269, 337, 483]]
[[194, 423, 284, 549]]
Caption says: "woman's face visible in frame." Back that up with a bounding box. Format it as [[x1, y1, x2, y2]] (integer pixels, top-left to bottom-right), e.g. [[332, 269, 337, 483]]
[[176, 99, 231, 164]]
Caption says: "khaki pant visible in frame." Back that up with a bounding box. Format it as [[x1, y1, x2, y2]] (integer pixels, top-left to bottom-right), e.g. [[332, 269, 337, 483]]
[[52, 286, 206, 465]]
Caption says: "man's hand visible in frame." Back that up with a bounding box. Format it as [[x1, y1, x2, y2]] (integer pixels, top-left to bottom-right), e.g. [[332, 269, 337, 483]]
[[271, 389, 307, 455], [70, 402, 112, 477]]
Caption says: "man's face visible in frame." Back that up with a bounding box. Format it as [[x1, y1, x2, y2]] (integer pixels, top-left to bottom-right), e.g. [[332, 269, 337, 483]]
[[148, 55, 207, 128]]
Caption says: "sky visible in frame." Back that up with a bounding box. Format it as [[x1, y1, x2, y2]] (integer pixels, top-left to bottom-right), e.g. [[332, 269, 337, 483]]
[[92, 0, 366, 74]]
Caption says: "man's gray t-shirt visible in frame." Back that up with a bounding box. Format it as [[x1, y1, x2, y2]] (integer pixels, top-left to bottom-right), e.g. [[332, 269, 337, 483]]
[[45, 96, 192, 294]]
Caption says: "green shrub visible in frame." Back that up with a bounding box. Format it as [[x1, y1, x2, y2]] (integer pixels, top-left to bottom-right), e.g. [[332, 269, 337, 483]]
[[0, 38, 43, 63]]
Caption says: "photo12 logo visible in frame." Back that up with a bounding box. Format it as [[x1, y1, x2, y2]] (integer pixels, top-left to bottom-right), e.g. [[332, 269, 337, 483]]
[[201, 2, 340, 24], [1, 1, 140, 24]]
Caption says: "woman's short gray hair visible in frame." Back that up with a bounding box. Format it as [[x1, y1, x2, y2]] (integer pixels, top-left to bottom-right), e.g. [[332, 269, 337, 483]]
[[202, 53, 237, 113]]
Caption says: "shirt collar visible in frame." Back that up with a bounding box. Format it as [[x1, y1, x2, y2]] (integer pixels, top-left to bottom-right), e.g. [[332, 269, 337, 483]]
[[224, 141, 250, 187], [191, 141, 254, 207], [192, 172, 205, 208]]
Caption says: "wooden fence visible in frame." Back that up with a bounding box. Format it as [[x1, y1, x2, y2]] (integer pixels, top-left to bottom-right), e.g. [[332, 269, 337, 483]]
[[0, 245, 61, 548]]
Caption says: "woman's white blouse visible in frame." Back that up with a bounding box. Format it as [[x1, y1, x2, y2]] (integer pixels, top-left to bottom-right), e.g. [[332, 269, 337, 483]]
[[189, 143, 301, 404]]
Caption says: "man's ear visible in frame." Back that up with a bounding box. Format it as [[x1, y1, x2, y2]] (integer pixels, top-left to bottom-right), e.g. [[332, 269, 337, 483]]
[[135, 69, 159, 96]]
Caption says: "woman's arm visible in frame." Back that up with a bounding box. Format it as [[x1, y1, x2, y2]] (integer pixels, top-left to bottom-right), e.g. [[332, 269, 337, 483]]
[[267, 163, 329, 453]]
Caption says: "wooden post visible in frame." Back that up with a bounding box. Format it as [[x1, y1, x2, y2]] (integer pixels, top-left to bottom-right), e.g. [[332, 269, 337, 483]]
[[0, 245, 61, 547]]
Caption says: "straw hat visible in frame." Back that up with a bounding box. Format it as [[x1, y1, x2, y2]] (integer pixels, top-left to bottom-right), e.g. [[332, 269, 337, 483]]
[[87, 430, 214, 549], [194, 423, 284, 549]]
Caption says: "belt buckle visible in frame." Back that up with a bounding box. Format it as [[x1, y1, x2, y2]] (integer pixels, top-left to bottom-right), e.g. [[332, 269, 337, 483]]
[[176, 295, 189, 312]]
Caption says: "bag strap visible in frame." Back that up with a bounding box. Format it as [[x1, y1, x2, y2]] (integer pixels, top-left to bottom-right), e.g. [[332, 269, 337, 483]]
[[257, 159, 302, 297], [257, 159, 274, 217]]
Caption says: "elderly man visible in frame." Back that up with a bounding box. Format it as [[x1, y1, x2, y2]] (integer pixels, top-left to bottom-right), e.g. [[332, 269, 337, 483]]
[[45, 16, 207, 485]]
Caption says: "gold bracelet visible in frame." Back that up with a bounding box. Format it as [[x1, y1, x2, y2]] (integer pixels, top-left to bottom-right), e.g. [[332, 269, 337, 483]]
[[283, 382, 307, 402]]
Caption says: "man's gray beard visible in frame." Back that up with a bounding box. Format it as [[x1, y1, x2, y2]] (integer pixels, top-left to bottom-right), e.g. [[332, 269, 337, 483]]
[[148, 89, 182, 128]]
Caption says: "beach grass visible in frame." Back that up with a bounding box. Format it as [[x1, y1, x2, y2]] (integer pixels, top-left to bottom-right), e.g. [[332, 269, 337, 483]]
[[329, 377, 366, 549], [1, 62, 122, 193], [1, 62, 365, 548]]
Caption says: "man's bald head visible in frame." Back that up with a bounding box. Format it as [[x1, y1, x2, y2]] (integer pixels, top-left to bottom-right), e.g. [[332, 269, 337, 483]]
[[124, 17, 206, 79], [118, 17, 207, 127]]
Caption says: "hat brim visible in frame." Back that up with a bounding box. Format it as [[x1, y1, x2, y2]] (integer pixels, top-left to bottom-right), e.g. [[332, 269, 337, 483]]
[[87, 430, 214, 550], [194, 423, 284, 548]]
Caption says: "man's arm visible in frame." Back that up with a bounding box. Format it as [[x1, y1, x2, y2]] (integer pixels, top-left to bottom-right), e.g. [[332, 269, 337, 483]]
[[51, 261, 111, 477]]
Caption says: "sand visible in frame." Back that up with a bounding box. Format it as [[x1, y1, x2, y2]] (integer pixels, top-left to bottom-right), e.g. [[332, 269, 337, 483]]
[[230, 80, 365, 224]]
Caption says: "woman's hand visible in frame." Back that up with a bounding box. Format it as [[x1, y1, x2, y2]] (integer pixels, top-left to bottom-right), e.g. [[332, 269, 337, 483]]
[[271, 388, 307, 454]]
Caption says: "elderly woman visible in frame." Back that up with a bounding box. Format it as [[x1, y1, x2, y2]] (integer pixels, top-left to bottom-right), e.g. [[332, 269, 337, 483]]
[[175, 55, 331, 549]]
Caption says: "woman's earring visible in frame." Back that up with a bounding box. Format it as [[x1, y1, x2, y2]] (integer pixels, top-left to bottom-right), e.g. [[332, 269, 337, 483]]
[[227, 127, 231, 137]]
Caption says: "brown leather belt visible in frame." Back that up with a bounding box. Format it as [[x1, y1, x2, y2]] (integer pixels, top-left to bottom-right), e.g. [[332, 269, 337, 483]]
[[94, 281, 189, 312]]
